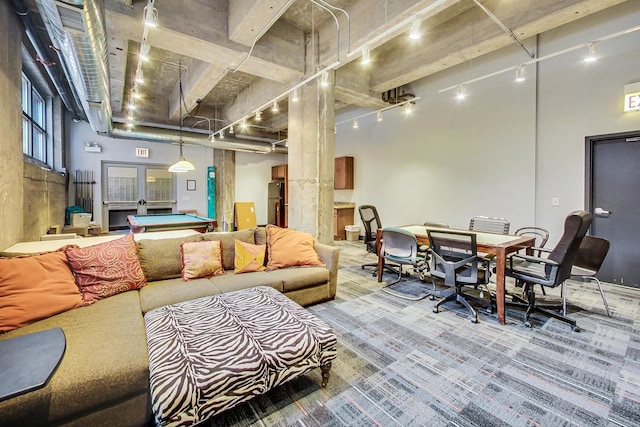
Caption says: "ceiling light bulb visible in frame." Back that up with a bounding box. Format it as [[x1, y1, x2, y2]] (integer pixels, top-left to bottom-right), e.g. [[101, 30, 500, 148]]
[[291, 88, 299, 102], [132, 86, 141, 99], [272, 100, 279, 112], [229, 125, 234, 134], [456, 84, 467, 100], [584, 42, 599, 62], [409, 17, 421, 40], [143, 5, 158, 28], [403, 102, 414, 112], [240, 119, 248, 129], [219, 129, 224, 139], [361, 46, 371, 65], [353, 119, 359, 129], [515, 65, 527, 82], [320, 72, 329, 87], [135, 69, 144, 84], [255, 110, 262, 121], [377, 111, 383, 122], [127, 101, 136, 110]]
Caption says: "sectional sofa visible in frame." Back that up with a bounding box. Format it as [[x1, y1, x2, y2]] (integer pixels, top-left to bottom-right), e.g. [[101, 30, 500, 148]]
[[0, 226, 339, 426]]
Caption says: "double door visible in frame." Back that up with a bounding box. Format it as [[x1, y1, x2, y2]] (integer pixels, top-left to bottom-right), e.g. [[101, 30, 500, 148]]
[[102, 163, 176, 231]]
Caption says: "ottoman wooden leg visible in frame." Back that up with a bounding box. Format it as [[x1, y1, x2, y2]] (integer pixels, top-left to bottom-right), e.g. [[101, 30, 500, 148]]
[[320, 363, 332, 387]]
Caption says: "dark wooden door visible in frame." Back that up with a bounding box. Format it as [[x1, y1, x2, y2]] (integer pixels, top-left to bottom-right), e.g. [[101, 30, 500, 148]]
[[586, 131, 640, 287]]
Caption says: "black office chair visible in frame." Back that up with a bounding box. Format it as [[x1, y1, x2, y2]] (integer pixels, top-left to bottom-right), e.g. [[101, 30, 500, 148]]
[[506, 210, 592, 331], [379, 227, 429, 300], [358, 205, 398, 276], [427, 229, 492, 323], [569, 236, 611, 317], [514, 226, 550, 295]]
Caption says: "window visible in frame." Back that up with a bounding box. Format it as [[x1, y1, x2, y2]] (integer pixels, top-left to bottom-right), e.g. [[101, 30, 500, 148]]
[[21, 73, 47, 162]]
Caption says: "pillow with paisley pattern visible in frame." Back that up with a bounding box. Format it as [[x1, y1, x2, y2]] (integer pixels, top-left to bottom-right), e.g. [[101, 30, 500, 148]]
[[181, 240, 225, 280], [65, 234, 146, 303]]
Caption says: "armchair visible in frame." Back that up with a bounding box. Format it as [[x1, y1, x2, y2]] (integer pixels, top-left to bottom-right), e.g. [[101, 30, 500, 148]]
[[506, 210, 592, 331], [427, 230, 492, 323]]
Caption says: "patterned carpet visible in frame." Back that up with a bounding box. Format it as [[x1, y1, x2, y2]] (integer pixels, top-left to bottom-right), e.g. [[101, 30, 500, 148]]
[[209, 241, 640, 426]]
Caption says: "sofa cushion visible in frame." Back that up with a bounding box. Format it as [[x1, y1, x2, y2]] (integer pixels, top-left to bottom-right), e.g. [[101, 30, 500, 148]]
[[181, 240, 225, 280], [235, 240, 266, 274], [65, 234, 146, 303], [211, 271, 283, 294], [0, 291, 149, 425], [0, 251, 86, 332], [265, 267, 330, 292], [137, 234, 203, 281], [265, 225, 325, 270], [202, 229, 254, 270], [139, 277, 221, 314]]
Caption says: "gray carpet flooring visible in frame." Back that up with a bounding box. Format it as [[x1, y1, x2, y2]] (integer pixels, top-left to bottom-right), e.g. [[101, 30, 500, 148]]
[[209, 240, 640, 426]]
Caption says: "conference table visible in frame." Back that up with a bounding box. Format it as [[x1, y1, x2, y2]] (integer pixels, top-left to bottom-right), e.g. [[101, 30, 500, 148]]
[[376, 225, 535, 325], [127, 213, 217, 233]]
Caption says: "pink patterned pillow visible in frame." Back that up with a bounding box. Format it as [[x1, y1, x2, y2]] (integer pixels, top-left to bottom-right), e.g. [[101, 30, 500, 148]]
[[65, 234, 147, 303], [181, 240, 225, 280]]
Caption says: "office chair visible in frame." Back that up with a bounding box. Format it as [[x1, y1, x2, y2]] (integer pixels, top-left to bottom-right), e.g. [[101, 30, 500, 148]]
[[469, 216, 510, 234], [569, 236, 611, 317], [514, 226, 550, 295], [380, 227, 430, 300], [358, 205, 398, 276], [427, 229, 492, 323], [506, 210, 592, 331]]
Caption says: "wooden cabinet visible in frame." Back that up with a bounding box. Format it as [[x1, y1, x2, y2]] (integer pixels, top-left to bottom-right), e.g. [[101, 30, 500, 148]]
[[333, 206, 354, 240], [271, 164, 287, 180], [334, 156, 354, 189], [271, 164, 288, 228]]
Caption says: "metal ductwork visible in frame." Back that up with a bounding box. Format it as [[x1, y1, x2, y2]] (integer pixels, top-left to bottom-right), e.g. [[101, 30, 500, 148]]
[[32, 0, 287, 154]]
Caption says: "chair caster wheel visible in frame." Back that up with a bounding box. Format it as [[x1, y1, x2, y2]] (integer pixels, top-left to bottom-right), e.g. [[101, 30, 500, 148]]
[[524, 321, 532, 328], [432, 307, 439, 314], [572, 325, 581, 332], [471, 318, 478, 324]]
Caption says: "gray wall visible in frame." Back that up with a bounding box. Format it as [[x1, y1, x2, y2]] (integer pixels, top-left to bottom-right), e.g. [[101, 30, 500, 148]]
[[335, 1, 640, 244]]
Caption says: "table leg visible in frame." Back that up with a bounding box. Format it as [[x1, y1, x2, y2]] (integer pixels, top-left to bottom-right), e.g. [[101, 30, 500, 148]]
[[495, 248, 506, 325], [377, 229, 383, 282]]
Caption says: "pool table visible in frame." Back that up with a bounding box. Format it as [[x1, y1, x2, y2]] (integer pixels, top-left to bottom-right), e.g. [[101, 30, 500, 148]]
[[127, 213, 217, 233]]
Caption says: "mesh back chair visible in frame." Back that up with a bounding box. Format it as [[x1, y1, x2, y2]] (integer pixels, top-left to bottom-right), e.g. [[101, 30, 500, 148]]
[[570, 236, 611, 317], [469, 216, 510, 234], [427, 230, 492, 323], [506, 210, 592, 331], [358, 205, 398, 276], [379, 228, 429, 300], [514, 227, 550, 295]]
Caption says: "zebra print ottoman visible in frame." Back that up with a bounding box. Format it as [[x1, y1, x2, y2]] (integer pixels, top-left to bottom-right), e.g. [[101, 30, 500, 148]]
[[144, 286, 337, 427]]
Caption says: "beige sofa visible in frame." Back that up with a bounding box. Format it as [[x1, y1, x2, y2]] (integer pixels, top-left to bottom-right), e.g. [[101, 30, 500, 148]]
[[0, 227, 339, 426]]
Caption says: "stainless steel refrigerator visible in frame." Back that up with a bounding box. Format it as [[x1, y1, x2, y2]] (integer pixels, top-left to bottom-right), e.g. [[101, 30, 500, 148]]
[[268, 182, 285, 226]]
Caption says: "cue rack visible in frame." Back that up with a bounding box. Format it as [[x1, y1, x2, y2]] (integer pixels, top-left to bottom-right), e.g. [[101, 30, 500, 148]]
[[74, 170, 95, 218]]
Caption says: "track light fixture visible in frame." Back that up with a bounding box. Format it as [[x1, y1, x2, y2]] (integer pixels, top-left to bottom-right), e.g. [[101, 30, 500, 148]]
[[456, 84, 467, 100], [515, 65, 527, 82], [240, 119, 248, 129], [377, 111, 383, 122], [132, 85, 141, 99], [361, 46, 371, 65], [320, 72, 329, 87], [140, 43, 151, 61], [409, 17, 421, 40], [291, 88, 299, 102], [353, 119, 359, 129], [229, 125, 234, 134], [135, 68, 144, 84], [219, 129, 224, 139], [584, 42, 599, 62], [403, 102, 414, 112], [143, 3, 158, 28], [272, 100, 279, 112], [255, 110, 262, 121]]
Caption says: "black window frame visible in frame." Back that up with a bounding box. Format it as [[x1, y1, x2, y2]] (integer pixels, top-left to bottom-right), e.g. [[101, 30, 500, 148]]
[[21, 72, 48, 164]]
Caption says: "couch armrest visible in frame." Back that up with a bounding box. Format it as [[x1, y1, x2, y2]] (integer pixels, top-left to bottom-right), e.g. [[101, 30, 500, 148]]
[[314, 242, 340, 299]]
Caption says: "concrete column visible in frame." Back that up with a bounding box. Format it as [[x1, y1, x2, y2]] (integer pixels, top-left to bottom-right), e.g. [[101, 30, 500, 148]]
[[287, 71, 335, 244], [214, 149, 235, 231]]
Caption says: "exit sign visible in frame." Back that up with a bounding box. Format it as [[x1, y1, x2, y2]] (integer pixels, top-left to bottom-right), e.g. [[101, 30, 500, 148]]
[[624, 92, 640, 112], [136, 147, 149, 158]]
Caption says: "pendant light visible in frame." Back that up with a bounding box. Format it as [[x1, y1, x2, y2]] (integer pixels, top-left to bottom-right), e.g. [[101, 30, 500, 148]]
[[168, 61, 195, 173]]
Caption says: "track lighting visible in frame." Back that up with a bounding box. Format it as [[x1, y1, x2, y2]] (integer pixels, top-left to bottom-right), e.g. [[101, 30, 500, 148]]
[[132, 86, 141, 99], [240, 119, 248, 129], [353, 119, 359, 129], [377, 111, 383, 122], [456, 84, 467, 100], [229, 125, 234, 134], [584, 42, 599, 62], [320, 72, 329, 87], [143, 3, 158, 28], [140, 43, 150, 61], [515, 65, 527, 82], [291, 88, 299, 102], [272, 100, 279, 112], [361, 46, 371, 65], [403, 102, 414, 112], [219, 129, 224, 139], [409, 17, 421, 40], [127, 101, 136, 110], [255, 110, 262, 121], [135, 68, 144, 84]]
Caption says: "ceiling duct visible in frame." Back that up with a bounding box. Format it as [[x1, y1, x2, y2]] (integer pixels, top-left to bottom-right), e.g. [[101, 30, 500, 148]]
[[32, 0, 284, 154], [381, 87, 416, 105]]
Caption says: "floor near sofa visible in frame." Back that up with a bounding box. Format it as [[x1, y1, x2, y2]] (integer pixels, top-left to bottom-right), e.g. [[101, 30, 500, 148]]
[[206, 240, 640, 427]]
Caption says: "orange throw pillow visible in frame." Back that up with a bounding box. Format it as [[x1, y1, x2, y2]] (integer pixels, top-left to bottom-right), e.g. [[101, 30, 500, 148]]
[[265, 225, 325, 270], [65, 234, 147, 303], [181, 240, 225, 280], [234, 240, 266, 274], [0, 251, 85, 332]]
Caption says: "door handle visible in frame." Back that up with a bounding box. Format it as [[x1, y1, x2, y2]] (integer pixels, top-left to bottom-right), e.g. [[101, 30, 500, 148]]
[[594, 207, 612, 217]]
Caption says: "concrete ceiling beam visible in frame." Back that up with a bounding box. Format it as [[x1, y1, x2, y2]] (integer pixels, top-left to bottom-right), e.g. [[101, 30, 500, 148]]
[[228, 0, 293, 46]]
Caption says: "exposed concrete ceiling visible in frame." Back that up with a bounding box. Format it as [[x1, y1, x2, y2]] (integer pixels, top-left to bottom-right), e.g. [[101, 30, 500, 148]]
[[23, 0, 634, 142]]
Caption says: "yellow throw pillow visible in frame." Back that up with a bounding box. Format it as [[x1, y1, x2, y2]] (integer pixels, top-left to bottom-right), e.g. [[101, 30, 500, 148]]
[[265, 225, 325, 270], [234, 240, 266, 274], [181, 240, 225, 280]]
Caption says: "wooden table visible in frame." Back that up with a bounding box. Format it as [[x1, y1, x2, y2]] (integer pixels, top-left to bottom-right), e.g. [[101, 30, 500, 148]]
[[127, 213, 217, 233], [377, 225, 535, 325]]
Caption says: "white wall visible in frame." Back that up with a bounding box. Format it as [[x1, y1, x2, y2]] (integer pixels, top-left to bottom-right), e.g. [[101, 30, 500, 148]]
[[336, 1, 640, 243]]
